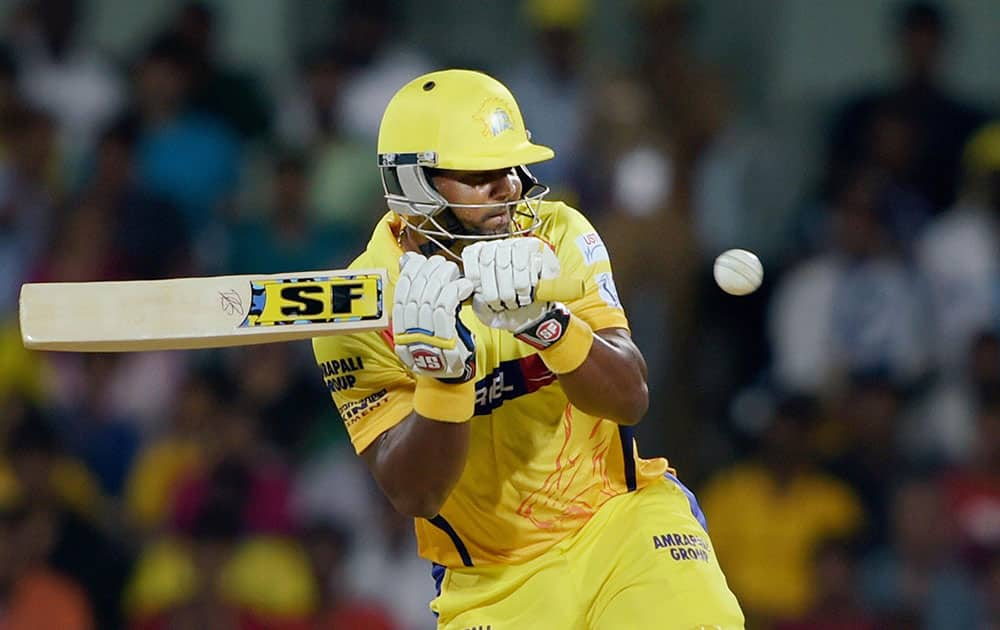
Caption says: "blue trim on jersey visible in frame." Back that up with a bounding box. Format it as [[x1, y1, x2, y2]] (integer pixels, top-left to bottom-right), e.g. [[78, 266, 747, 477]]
[[428, 515, 474, 567], [619, 425, 637, 491], [665, 472, 709, 532], [430, 562, 446, 618], [431, 562, 446, 595]]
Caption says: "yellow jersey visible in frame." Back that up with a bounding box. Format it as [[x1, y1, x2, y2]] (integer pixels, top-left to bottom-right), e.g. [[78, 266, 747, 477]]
[[312, 201, 669, 568]]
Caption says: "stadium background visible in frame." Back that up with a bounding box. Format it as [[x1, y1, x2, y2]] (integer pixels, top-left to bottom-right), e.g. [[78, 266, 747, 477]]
[[1, 0, 999, 628]]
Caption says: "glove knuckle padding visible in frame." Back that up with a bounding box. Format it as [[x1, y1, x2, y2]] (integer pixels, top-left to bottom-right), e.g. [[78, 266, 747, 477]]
[[495, 240, 518, 309], [512, 239, 533, 303], [418, 302, 435, 334], [404, 301, 420, 331], [478, 245, 500, 309], [461, 244, 482, 285], [433, 305, 454, 340], [399, 251, 424, 271]]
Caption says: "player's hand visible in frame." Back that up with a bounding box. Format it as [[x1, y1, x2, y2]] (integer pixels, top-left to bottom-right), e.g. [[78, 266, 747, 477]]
[[393, 253, 477, 382], [461, 237, 561, 332]]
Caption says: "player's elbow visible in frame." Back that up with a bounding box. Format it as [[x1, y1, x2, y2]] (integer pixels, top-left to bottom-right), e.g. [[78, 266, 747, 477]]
[[387, 489, 449, 520], [616, 379, 649, 426]]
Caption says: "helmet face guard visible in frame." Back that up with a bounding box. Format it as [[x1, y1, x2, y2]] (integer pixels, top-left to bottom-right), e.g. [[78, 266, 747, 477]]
[[379, 155, 550, 259], [376, 70, 556, 259]]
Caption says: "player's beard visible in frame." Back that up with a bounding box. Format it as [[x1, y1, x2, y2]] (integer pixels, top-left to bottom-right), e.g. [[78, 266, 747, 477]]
[[450, 206, 515, 237]]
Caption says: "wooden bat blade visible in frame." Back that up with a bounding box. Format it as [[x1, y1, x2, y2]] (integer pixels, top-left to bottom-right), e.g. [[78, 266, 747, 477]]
[[20, 269, 389, 352], [19, 268, 588, 353]]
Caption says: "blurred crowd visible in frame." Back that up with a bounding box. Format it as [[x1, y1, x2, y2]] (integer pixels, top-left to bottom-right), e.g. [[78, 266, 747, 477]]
[[0, 0, 998, 629]]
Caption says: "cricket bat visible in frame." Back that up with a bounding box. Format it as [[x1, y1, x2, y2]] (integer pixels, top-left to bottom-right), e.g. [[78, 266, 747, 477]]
[[19, 269, 585, 352]]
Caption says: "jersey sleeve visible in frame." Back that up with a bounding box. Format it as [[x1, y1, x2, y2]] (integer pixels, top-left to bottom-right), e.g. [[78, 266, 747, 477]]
[[312, 330, 415, 454], [548, 203, 630, 332]]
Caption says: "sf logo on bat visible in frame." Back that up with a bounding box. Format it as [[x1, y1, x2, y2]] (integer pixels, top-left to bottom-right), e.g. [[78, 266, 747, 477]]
[[241, 274, 383, 327]]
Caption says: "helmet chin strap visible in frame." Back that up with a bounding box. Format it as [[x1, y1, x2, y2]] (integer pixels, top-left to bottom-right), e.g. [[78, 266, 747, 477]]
[[409, 206, 509, 259], [416, 209, 461, 257]]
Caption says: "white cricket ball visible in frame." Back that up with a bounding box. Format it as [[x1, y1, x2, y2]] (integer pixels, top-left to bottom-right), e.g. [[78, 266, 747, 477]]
[[713, 249, 763, 296]]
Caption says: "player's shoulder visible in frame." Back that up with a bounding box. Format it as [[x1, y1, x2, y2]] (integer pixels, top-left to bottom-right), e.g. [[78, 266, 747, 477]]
[[536, 200, 595, 237], [536, 200, 610, 267], [346, 211, 400, 271]]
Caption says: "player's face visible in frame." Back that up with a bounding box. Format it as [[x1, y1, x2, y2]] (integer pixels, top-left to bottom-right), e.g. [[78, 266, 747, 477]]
[[430, 168, 523, 236]]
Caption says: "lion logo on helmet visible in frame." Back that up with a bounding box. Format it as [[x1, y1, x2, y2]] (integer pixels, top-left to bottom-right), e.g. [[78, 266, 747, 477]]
[[475, 98, 516, 138], [488, 108, 514, 136]]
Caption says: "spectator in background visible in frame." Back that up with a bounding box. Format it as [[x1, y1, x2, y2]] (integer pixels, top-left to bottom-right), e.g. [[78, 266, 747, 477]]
[[124, 369, 225, 534], [977, 552, 1000, 630], [859, 103, 933, 252], [825, 372, 908, 548], [827, 1, 988, 212], [0, 501, 94, 630], [302, 520, 397, 630], [226, 343, 330, 458], [905, 330, 1000, 464], [84, 119, 192, 281], [861, 475, 981, 630], [333, 0, 433, 142], [170, 404, 295, 537], [916, 121, 1000, 374], [126, 34, 240, 239], [6, 0, 123, 168], [0, 104, 57, 313], [942, 388, 1000, 569], [29, 192, 126, 285], [167, 2, 271, 141], [127, 495, 316, 630], [1, 416, 131, 629], [275, 47, 343, 152], [699, 395, 863, 625], [0, 410, 102, 524], [0, 45, 20, 138], [769, 165, 929, 395], [226, 154, 350, 276], [275, 46, 383, 233], [50, 353, 139, 498], [0, 325, 45, 408], [774, 537, 881, 630], [503, 0, 590, 196]]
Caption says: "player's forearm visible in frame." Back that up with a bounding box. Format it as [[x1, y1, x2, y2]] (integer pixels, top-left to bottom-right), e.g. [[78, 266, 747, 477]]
[[363, 411, 471, 519], [551, 329, 649, 425]]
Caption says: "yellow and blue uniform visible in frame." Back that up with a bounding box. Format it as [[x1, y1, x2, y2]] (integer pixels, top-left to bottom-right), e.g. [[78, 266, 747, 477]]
[[313, 201, 744, 629]]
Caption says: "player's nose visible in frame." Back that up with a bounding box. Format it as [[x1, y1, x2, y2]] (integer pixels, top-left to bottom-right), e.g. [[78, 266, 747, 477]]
[[488, 170, 519, 203]]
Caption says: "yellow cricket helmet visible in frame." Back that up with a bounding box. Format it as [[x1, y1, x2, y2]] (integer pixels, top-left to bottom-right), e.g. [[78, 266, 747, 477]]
[[377, 69, 555, 254]]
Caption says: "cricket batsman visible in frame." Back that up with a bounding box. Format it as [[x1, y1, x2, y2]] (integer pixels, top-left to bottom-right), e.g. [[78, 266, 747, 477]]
[[313, 69, 744, 629]]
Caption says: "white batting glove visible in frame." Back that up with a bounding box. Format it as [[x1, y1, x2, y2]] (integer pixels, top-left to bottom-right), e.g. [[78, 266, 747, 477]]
[[461, 237, 562, 332], [393, 253, 477, 381]]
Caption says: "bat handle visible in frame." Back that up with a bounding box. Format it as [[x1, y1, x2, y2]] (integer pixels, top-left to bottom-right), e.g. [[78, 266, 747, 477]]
[[535, 277, 586, 302]]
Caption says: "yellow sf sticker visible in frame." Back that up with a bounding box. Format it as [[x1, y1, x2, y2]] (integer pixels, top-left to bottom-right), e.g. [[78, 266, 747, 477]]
[[243, 274, 382, 326]]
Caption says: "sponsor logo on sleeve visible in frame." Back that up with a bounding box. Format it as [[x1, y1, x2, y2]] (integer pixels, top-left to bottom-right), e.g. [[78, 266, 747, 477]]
[[652, 532, 713, 563], [595, 272, 622, 309], [338, 388, 388, 427], [575, 232, 610, 266], [320, 355, 390, 427], [320, 356, 365, 393]]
